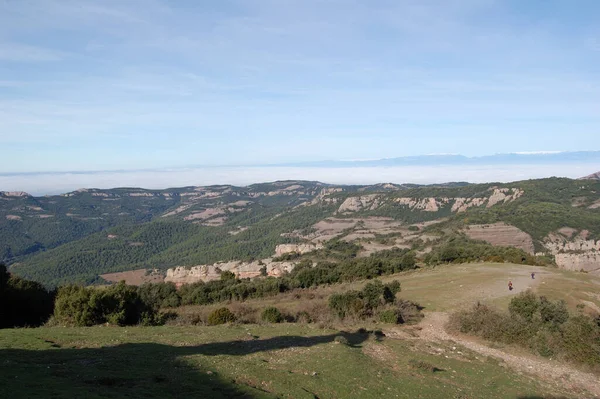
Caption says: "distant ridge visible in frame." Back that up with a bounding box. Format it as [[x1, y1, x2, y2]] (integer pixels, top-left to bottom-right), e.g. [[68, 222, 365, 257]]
[[580, 171, 600, 180], [276, 151, 600, 168]]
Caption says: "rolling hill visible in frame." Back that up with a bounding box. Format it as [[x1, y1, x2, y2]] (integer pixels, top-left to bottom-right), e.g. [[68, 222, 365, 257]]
[[3, 176, 600, 287]]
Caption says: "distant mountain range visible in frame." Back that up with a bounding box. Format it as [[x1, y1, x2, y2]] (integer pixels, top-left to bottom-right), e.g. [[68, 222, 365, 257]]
[[275, 151, 600, 168], [581, 171, 600, 180]]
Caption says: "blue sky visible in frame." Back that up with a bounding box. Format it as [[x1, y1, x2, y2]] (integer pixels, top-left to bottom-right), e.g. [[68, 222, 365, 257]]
[[1, 0, 599, 173]]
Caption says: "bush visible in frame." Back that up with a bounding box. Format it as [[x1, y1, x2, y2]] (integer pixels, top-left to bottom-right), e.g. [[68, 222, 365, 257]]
[[539, 296, 569, 328], [362, 280, 384, 309], [53, 282, 162, 327], [208, 307, 236, 325], [378, 309, 401, 324], [329, 291, 364, 319], [396, 300, 424, 324], [1, 264, 55, 328], [508, 290, 540, 322], [383, 280, 401, 304], [137, 282, 180, 309], [261, 307, 284, 323], [450, 294, 600, 370]]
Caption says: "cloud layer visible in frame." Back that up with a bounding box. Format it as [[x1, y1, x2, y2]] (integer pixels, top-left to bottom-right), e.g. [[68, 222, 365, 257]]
[[2, 163, 597, 196]]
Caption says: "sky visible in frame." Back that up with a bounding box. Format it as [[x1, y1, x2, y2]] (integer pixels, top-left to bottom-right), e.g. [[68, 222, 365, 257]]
[[1, 0, 600, 177]]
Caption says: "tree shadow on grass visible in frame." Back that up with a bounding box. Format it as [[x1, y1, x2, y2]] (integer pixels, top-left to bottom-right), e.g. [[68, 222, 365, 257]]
[[0, 330, 369, 399]]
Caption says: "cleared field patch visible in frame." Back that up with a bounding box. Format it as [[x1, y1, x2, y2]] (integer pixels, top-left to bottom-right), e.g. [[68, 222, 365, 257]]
[[464, 223, 535, 254], [100, 269, 164, 286]]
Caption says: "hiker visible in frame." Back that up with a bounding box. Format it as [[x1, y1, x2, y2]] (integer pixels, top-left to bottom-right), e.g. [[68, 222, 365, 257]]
[[531, 272, 535, 279], [508, 280, 513, 291]]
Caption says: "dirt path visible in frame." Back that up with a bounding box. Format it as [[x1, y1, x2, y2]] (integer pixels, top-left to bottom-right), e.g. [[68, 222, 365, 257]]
[[405, 312, 600, 398]]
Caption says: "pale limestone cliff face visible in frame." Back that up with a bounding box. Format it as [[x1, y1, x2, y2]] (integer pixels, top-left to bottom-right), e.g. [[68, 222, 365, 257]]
[[0, 191, 30, 197], [396, 197, 451, 212], [451, 197, 487, 213], [338, 195, 382, 213], [338, 188, 524, 215], [127, 192, 157, 197], [544, 231, 600, 273], [486, 188, 524, 208], [274, 243, 323, 256], [165, 259, 295, 286], [554, 253, 600, 273], [589, 199, 600, 209]]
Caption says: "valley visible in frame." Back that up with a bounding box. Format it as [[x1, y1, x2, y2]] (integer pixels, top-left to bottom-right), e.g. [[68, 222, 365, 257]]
[[3, 176, 600, 287]]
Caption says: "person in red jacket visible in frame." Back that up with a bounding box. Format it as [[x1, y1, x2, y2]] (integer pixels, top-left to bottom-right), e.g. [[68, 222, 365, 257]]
[[508, 280, 513, 291]]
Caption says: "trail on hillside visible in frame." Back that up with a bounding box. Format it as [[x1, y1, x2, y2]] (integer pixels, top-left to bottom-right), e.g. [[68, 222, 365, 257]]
[[390, 312, 600, 398]]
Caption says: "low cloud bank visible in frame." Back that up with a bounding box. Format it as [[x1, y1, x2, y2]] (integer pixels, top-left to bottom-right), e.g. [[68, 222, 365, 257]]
[[1, 163, 598, 196]]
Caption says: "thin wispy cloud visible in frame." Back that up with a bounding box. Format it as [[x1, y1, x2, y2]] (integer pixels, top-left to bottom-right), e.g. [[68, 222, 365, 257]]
[[0, 0, 599, 179]]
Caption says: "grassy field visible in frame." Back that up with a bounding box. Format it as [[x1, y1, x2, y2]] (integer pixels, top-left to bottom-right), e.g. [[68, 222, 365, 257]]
[[0, 323, 565, 399], [2, 262, 599, 398], [173, 263, 600, 323]]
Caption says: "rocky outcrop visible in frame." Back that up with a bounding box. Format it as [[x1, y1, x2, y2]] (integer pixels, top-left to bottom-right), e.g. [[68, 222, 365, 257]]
[[589, 199, 600, 209], [0, 191, 30, 198], [338, 195, 382, 213], [165, 259, 295, 286], [274, 243, 322, 256], [486, 188, 524, 208], [451, 197, 487, 213], [338, 188, 524, 215], [396, 197, 450, 212], [554, 253, 600, 273], [544, 230, 600, 273], [580, 171, 600, 180]]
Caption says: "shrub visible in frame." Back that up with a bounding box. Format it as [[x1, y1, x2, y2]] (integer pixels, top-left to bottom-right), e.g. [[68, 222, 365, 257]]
[[328, 291, 364, 319], [53, 282, 162, 327], [295, 311, 312, 323], [396, 299, 424, 325], [450, 294, 600, 370], [137, 282, 180, 309], [208, 307, 236, 325], [220, 271, 237, 281], [539, 296, 569, 328], [261, 307, 284, 323], [362, 280, 384, 309], [383, 280, 401, 304], [1, 266, 55, 328], [378, 309, 401, 324], [508, 290, 539, 322], [558, 315, 600, 366]]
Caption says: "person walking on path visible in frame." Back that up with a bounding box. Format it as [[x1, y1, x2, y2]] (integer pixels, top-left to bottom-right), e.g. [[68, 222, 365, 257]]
[[508, 280, 513, 291]]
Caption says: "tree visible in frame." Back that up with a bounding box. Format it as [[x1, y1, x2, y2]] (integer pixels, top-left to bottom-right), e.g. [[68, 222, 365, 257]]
[[220, 271, 236, 281], [362, 280, 384, 309]]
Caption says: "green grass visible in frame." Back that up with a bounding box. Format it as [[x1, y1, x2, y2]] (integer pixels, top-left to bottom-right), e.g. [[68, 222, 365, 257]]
[[0, 323, 568, 399]]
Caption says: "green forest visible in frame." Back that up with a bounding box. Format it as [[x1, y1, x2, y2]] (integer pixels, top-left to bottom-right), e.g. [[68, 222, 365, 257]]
[[2, 177, 600, 287]]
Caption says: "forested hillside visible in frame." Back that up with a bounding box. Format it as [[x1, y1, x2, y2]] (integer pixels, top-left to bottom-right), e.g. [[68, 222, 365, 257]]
[[4, 176, 600, 286]]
